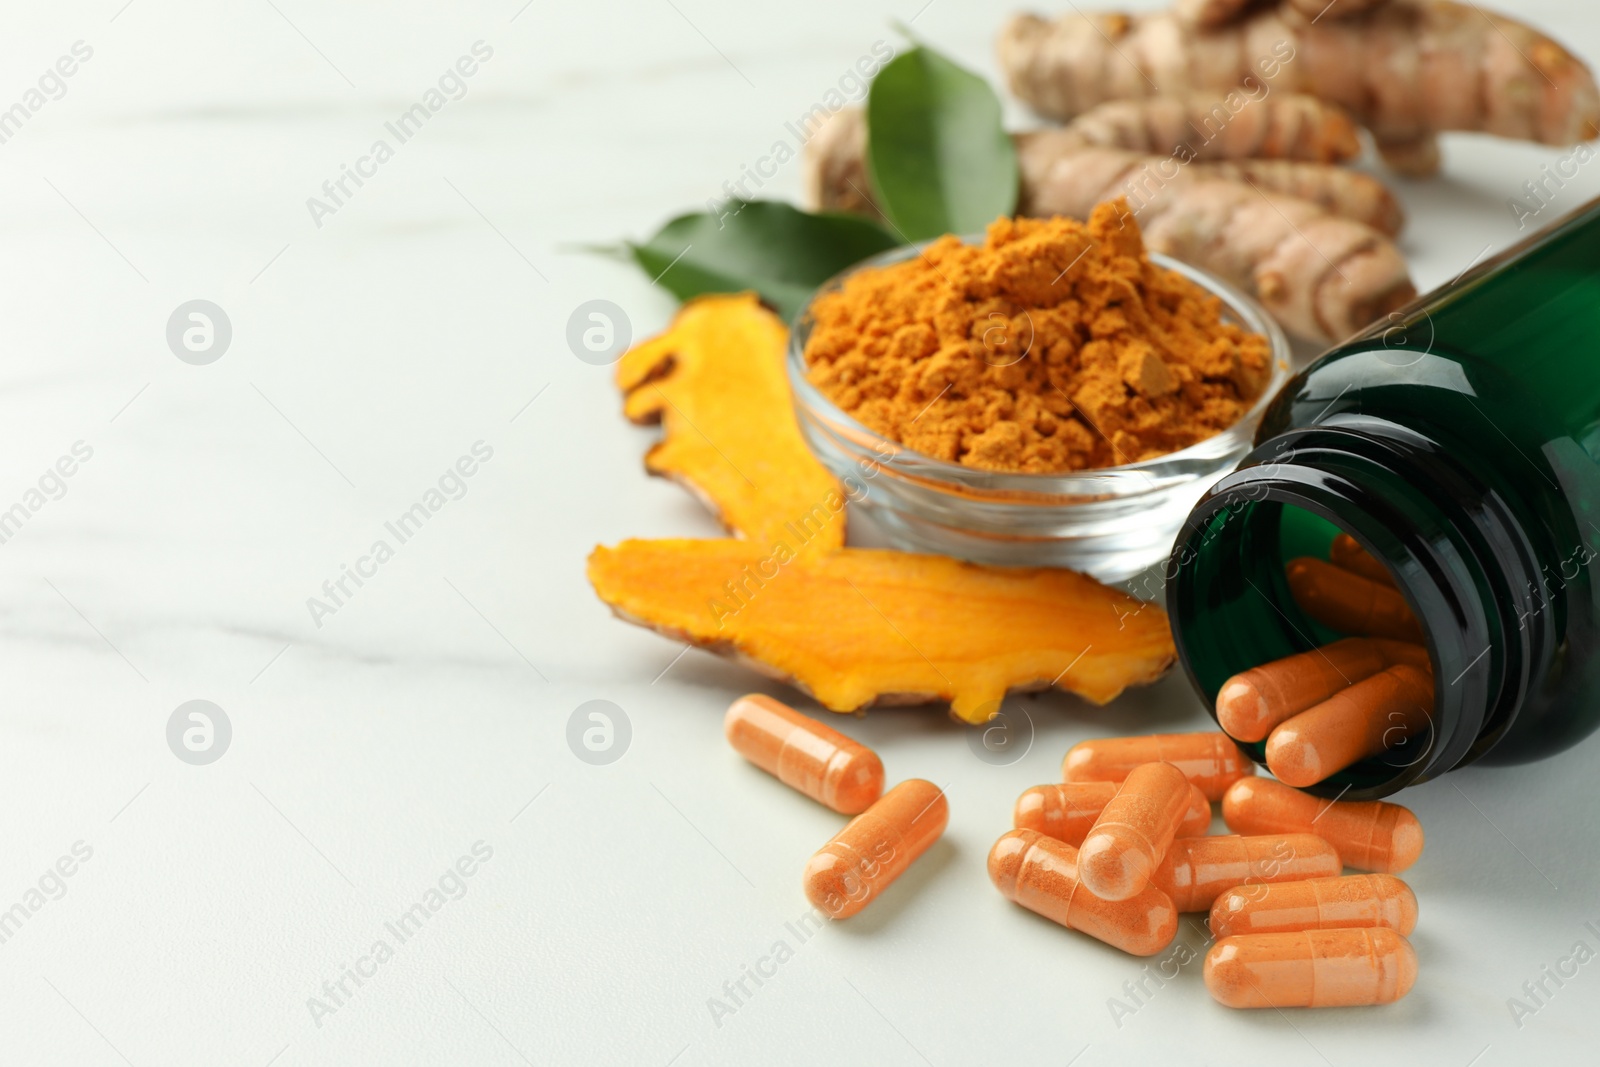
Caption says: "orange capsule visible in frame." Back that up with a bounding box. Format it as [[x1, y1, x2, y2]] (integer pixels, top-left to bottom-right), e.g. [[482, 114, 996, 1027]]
[[803, 779, 947, 919], [1063, 732, 1254, 802], [725, 694, 884, 814], [1205, 929, 1417, 1008], [1221, 777, 1424, 873], [1370, 639, 1432, 674], [1210, 874, 1418, 939], [1216, 639, 1390, 743], [1286, 557, 1423, 642], [1152, 833, 1342, 912], [1265, 665, 1433, 787], [1079, 762, 1193, 901], [1014, 781, 1210, 845], [1330, 533, 1396, 586], [988, 829, 1178, 956]]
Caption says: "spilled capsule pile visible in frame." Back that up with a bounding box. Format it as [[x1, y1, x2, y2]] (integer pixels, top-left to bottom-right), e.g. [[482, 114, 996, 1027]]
[[721, 685, 1429, 1011], [995, 729, 1425, 1010]]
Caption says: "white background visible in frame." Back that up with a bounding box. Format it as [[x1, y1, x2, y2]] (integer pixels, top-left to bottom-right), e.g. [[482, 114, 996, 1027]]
[[3, 1, 1600, 1064]]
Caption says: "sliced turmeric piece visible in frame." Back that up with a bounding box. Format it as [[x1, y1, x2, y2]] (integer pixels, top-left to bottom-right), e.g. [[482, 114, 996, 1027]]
[[588, 538, 1175, 723], [616, 292, 846, 555]]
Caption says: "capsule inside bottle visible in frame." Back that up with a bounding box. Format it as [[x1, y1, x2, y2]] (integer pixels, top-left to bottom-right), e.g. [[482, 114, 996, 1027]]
[[1265, 664, 1433, 787], [1285, 557, 1423, 643], [1216, 639, 1390, 743], [1180, 510, 1450, 797], [1330, 533, 1396, 586]]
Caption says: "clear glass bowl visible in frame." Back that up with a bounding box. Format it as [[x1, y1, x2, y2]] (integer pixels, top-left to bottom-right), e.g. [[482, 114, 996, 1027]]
[[787, 247, 1292, 583]]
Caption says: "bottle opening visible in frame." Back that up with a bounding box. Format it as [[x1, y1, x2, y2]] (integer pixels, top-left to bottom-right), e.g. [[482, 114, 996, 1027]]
[[1172, 494, 1450, 798], [1170, 200, 1600, 793]]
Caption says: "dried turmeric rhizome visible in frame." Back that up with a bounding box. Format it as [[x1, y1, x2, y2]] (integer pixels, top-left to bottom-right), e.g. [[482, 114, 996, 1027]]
[[586, 292, 1174, 723]]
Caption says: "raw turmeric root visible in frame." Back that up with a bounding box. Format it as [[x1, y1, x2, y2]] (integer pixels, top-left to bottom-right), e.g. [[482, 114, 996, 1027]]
[[806, 110, 1413, 343], [1174, 0, 1261, 28], [1191, 157, 1400, 235], [1019, 145, 1413, 342], [1163, 2, 1472, 176], [588, 539, 1176, 723], [1013, 132, 1403, 235], [1064, 92, 1362, 163], [1282, 0, 1390, 17], [616, 293, 847, 555], [1374, 133, 1442, 178], [808, 106, 1401, 234], [1176, 0, 1389, 27], [999, 3, 1600, 167]]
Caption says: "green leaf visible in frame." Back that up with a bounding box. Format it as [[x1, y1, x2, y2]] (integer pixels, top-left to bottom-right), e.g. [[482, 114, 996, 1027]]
[[866, 45, 1018, 241], [626, 201, 899, 322]]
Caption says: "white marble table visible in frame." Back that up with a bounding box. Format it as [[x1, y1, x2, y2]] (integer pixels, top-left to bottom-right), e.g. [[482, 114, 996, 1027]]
[[5, 1, 1600, 1063]]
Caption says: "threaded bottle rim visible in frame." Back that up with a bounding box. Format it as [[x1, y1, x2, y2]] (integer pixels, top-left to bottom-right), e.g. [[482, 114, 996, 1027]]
[[1168, 415, 1545, 798]]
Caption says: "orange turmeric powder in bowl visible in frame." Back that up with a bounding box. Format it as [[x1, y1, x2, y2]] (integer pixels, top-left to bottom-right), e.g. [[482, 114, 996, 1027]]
[[800, 201, 1274, 474], [785, 199, 1291, 581]]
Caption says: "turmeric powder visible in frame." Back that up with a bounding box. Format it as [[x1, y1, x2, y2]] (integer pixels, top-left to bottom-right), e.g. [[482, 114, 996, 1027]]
[[801, 201, 1273, 474]]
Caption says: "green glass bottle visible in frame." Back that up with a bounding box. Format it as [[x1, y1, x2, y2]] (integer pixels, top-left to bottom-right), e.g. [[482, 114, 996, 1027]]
[[1169, 196, 1600, 799]]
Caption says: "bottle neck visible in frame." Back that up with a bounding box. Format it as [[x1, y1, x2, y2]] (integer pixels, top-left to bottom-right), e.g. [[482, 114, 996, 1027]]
[[1168, 414, 1549, 799]]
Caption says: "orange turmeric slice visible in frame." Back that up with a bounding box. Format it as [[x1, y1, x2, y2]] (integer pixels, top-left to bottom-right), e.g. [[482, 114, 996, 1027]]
[[616, 293, 845, 555], [588, 538, 1175, 723]]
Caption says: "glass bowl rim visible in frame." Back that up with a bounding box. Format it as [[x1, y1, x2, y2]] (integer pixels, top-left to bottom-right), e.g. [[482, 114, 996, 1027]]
[[786, 240, 1294, 498]]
